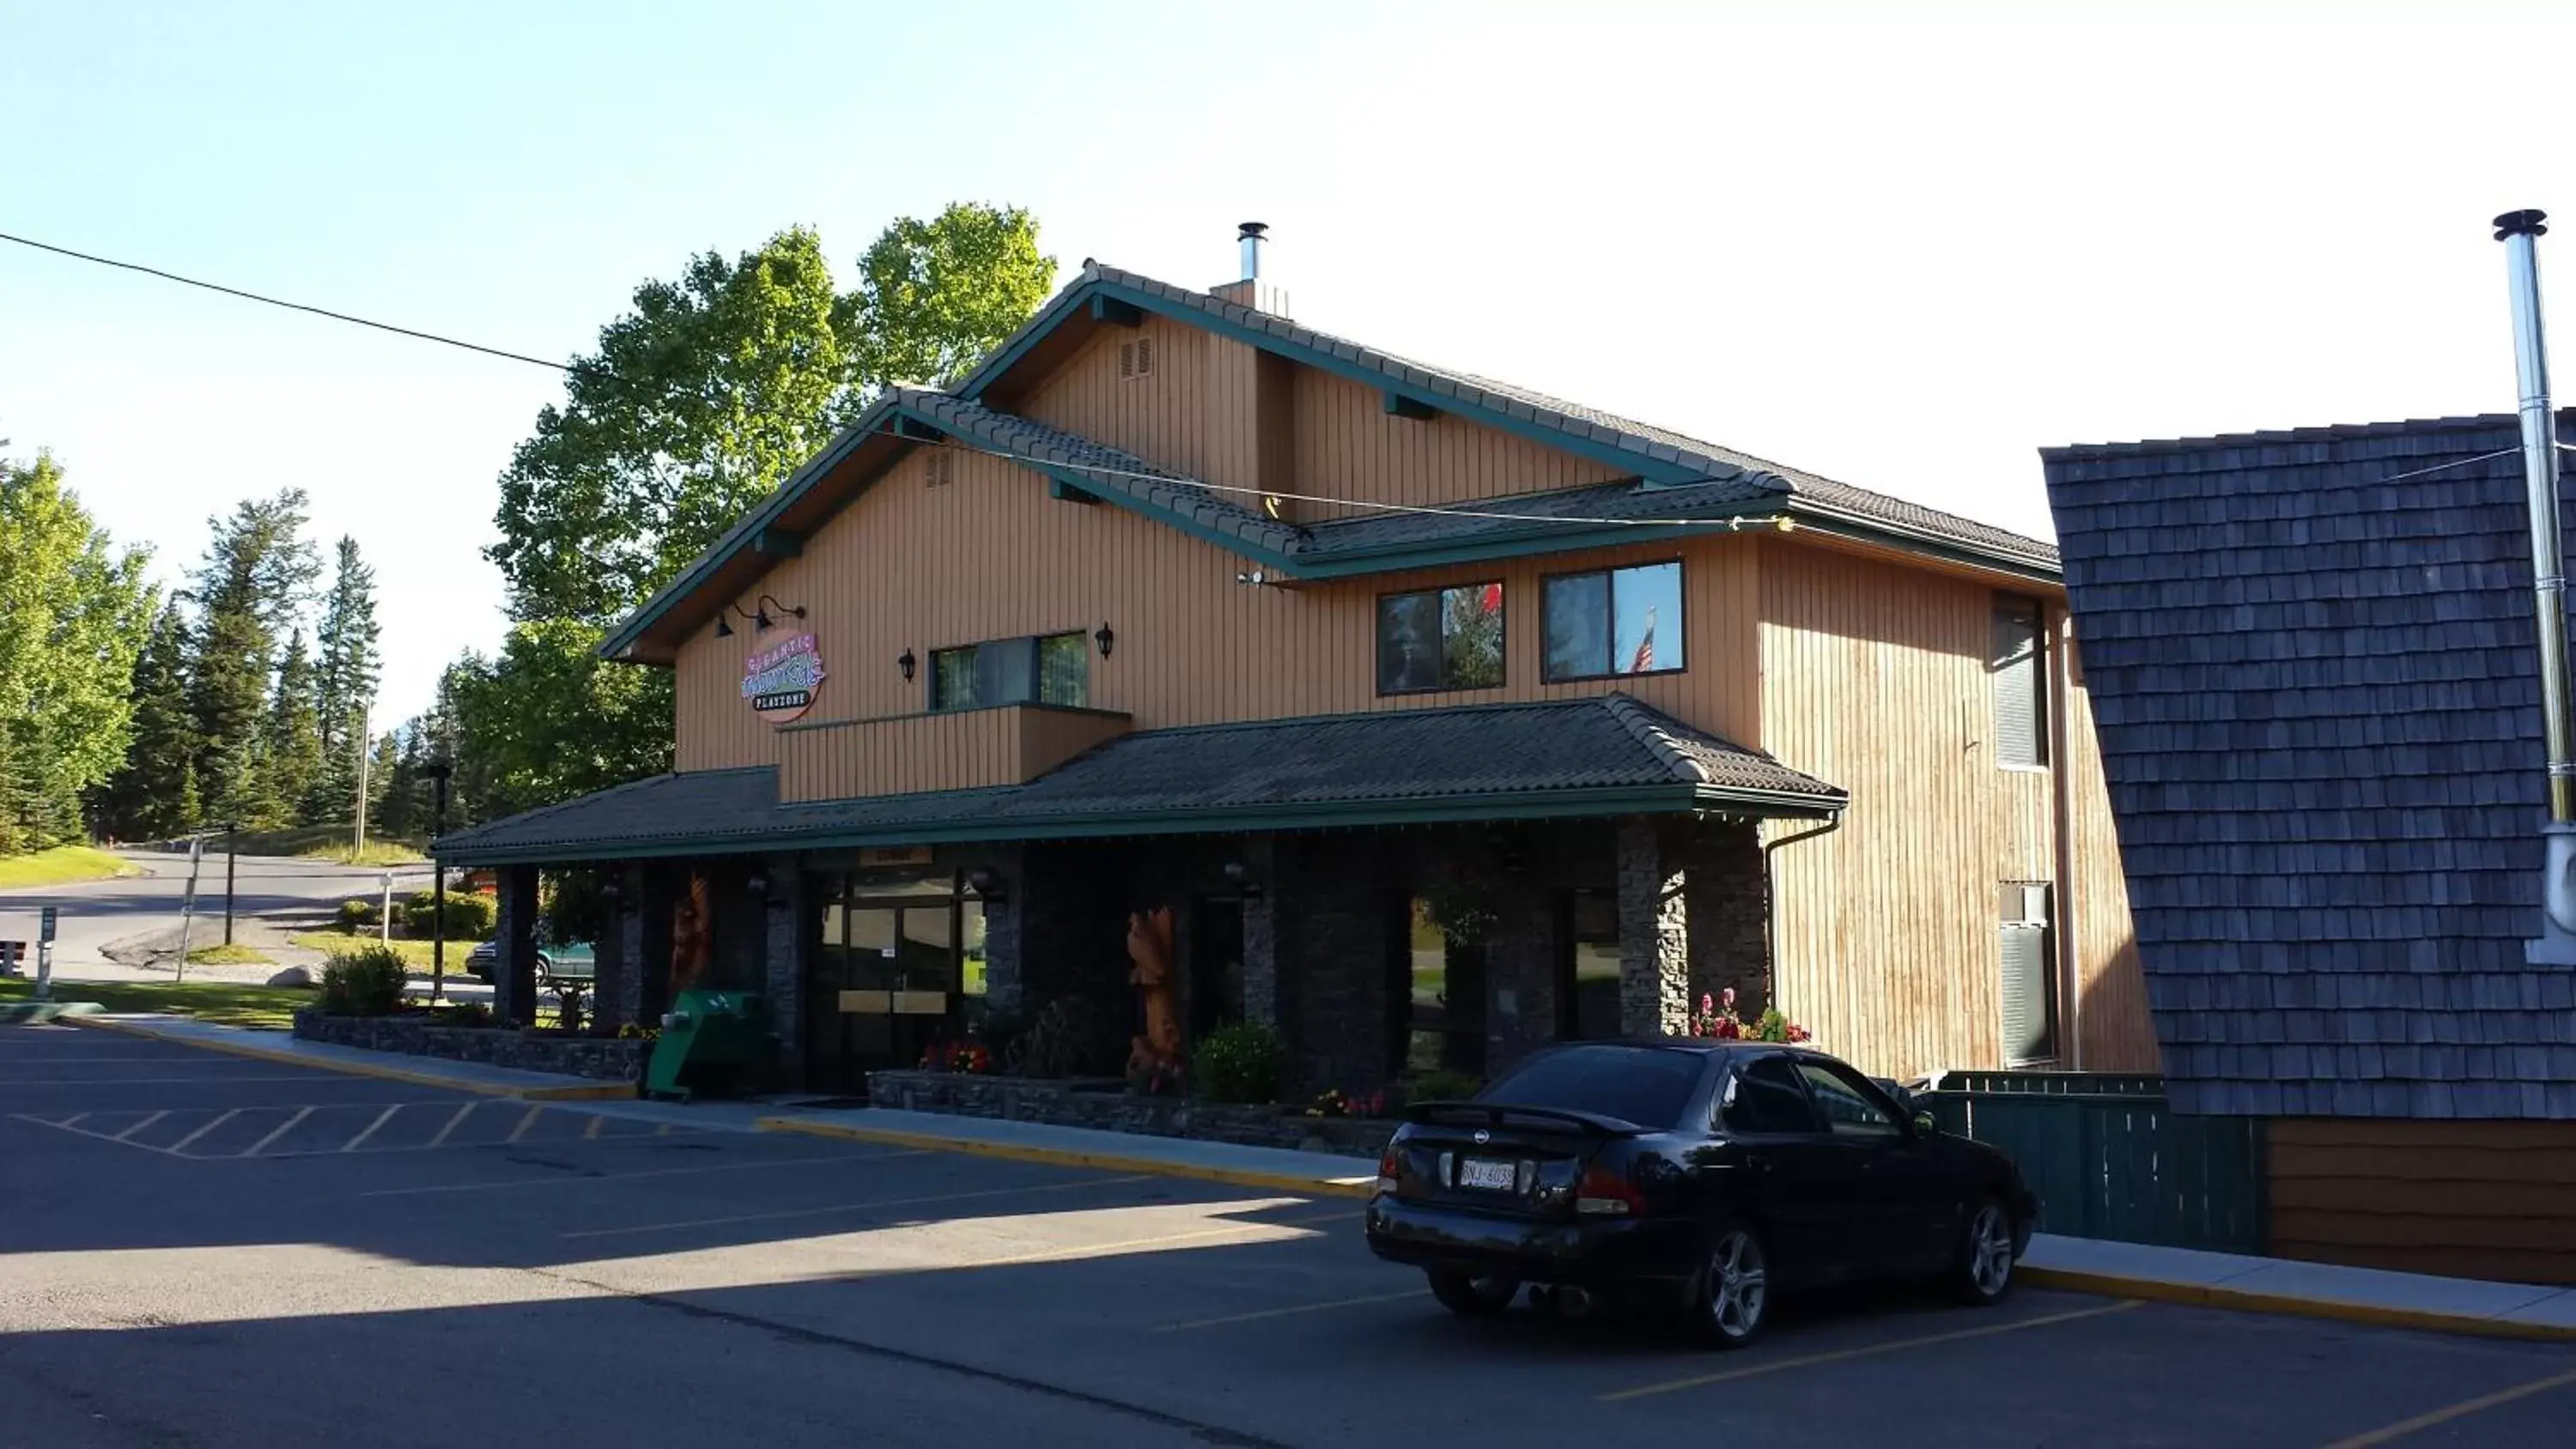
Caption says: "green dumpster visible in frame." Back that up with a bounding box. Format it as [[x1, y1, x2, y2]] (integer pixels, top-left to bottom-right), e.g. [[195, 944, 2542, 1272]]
[[645, 989, 775, 1101]]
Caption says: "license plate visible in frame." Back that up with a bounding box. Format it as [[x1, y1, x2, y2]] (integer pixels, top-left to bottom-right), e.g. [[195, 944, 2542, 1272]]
[[1458, 1158, 1517, 1191]]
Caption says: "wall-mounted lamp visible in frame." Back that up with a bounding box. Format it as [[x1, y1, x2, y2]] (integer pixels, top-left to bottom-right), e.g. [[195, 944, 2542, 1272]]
[[898, 648, 917, 682], [756, 595, 808, 630], [966, 864, 1007, 902], [1094, 622, 1115, 658], [746, 869, 770, 897], [598, 876, 623, 903], [714, 602, 762, 639], [1221, 860, 1265, 901]]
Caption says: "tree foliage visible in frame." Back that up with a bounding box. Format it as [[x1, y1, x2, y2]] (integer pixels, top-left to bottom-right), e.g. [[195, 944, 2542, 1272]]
[[186, 489, 321, 828], [259, 629, 323, 830], [97, 597, 200, 840], [442, 621, 674, 825], [0, 454, 155, 852], [848, 203, 1057, 391], [309, 537, 381, 821]]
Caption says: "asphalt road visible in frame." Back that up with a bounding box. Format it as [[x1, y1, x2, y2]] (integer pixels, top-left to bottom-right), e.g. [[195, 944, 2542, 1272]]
[[7, 1031, 2576, 1447], [0, 849, 416, 973]]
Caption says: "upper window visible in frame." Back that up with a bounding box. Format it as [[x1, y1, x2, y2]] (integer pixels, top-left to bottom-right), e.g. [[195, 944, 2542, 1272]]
[[1542, 561, 1684, 682], [1376, 582, 1504, 694], [1992, 600, 2047, 768], [930, 632, 1089, 712], [1794, 1060, 1901, 1140]]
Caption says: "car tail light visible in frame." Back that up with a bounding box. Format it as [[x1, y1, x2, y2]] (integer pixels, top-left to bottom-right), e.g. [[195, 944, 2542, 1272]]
[[1575, 1162, 1644, 1216], [1375, 1145, 1401, 1197]]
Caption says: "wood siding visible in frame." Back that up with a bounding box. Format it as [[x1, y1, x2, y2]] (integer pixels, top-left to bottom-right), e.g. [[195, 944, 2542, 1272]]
[[2269, 1119, 2576, 1283], [776, 705, 1132, 804], [673, 443, 1763, 777], [1282, 367, 1628, 522], [1757, 540, 2151, 1081]]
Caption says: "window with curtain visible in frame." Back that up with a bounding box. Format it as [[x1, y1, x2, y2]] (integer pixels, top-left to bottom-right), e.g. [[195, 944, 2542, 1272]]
[[1542, 561, 1684, 682], [1992, 600, 2047, 767], [927, 632, 1089, 712], [1376, 582, 1504, 694]]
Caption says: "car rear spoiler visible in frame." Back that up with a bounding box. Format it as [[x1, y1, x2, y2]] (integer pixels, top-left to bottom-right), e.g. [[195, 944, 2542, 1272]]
[[1400, 1102, 1647, 1136]]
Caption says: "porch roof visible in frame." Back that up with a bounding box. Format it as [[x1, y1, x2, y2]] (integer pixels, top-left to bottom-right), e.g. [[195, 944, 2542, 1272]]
[[433, 694, 1845, 865]]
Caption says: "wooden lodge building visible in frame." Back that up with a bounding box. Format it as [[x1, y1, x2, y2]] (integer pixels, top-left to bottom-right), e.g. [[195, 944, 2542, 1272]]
[[437, 231, 2157, 1097]]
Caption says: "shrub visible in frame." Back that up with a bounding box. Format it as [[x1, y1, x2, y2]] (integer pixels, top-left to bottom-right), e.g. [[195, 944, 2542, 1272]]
[[1006, 998, 1121, 1079], [435, 1001, 492, 1028], [1193, 1022, 1286, 1105], [336, 898, 381, 933], [401, 888, 497, 940], [319, 944, 411, 1016], [1406, 1069, 1483, 1106]]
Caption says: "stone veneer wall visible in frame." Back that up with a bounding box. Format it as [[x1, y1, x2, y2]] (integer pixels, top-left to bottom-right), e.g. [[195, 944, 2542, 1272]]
[[294, 1010, 646, 1082], [868, 1069, 1393, 1156]]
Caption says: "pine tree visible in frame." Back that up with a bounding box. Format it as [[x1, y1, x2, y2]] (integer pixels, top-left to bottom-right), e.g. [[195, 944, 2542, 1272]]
[[262, 629, 322, 828], [372, 725, 422, 841], [96, 597, 199, 840], [185, 491, 319, 830], [308, 537, 380, 824]]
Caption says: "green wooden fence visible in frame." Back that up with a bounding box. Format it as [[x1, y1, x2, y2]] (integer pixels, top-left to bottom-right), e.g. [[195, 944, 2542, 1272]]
[[1919, 1077, 2267, 1254]]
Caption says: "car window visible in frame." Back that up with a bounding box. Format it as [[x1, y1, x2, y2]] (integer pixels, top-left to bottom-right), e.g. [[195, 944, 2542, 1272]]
[[1720, 1056, 1825, 1135], [1479, 1046, 1705, 1129], [1794, 1060, 1900, 1140]]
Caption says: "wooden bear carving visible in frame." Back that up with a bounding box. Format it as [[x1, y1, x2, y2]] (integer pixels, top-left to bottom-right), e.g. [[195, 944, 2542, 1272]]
[[1126, 906, 1182, 1078]]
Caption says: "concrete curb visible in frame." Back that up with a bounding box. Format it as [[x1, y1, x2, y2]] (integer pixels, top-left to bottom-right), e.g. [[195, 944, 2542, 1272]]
[[756, 1116, 1376, 1199], [0, 1000, 104, 1024], [2014, 1266, 2576, 1344], [71, 1016, 637, 1101]]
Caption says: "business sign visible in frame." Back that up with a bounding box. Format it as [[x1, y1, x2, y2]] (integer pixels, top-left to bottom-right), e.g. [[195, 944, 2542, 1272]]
[[742, 632, 826, 723], [39, 907, 56, 943]]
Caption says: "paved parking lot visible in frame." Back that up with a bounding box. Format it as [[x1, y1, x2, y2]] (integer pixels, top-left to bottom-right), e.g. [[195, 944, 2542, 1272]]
[[6, 1026, 2576, 1448]]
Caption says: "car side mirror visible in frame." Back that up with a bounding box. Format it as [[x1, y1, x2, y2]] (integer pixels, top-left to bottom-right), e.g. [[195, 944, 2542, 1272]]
[[1912, 1110, 1938, 1137]]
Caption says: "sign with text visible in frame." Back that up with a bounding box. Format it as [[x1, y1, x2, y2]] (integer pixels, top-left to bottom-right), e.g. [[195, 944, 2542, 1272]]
[[742, 632, 826, 724], [39, 907, 56, 943]]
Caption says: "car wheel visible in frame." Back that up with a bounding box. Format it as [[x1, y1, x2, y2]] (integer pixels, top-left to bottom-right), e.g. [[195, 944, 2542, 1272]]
[[1952, 1197, 2017, 1306], [1426, 1269, 1520, 1317], [1698, 1222, 1771, 1348]]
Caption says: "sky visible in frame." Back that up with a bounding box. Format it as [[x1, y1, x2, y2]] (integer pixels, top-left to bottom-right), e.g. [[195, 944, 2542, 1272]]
[[6, 1, 2575, 722]]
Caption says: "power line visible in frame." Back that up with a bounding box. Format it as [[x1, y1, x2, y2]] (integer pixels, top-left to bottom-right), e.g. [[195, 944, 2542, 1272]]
[[0, 229, 571, 373], [890, 431, 1789, 532]]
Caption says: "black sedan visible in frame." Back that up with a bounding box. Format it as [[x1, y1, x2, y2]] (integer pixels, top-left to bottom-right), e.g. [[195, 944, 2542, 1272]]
[[1364, 1040, 2036, 1346]]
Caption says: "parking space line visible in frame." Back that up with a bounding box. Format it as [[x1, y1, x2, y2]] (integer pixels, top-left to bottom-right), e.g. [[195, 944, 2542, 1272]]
[[1599, 1299, 2144, 1402], [2319, 1365, 2576, 1448], [561, 1173, 1163, 1240], [242, 1107, 316, 1157], [0, 1076, 361, 1086], [343, 1106, 404, 1152], [427, 1103, 474, 1149], [1156, 1288, 1425, 1332], [359, 1149, 932, 1198], [504, 1105, 544, 1144], [111, 1112, 167, 1143], [168, 1111, 240, 1154], [583, 1114, 605, 1140]]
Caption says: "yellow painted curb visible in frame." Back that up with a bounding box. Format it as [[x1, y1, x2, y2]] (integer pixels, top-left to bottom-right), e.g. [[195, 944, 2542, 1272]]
[[2019, 1266, 2576, 1344], [756, 1116, 1376, 1200], [72, 1016, 637, 1101]]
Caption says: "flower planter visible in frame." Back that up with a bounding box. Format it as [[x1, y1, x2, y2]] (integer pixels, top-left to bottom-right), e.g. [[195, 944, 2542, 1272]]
[[867, 1069, 1395, 1156], [293, 1009, 647, 1082]]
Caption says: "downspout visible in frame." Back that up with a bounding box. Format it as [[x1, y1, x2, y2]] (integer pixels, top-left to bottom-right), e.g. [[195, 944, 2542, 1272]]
[[2495, 209, 2576, 965], [2048, 605, 2082, 1068], [1761, 813, 1845, 1014]]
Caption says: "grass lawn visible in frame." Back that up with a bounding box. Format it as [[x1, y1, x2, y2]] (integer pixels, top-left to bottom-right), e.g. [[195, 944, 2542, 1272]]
[[0, 845, 139, 890], [185, 943, 272, 967], [289, 931, 487, 973], [0, 976, 311, 1029], [216, 823, 430, 865]]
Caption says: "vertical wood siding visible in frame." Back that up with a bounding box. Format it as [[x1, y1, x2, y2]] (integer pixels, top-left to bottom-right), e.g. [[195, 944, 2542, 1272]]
[[1284, 367, 1628, 522], [2065, 644, 2157, 1071], [773, 705, 1133, 803], [2269, 1119, 2576, 1283], [672, 440, 1762, 776]]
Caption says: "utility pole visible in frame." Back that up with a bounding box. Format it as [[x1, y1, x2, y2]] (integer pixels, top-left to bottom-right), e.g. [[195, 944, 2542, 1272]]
[[428, 760, 453, 1003], [222, 822, 239, 946], [174, 834, 204, 983], [354, 704, 372, 857]]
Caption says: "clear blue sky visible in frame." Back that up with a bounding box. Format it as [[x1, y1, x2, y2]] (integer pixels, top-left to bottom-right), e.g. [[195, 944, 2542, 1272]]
[[6, 1, 2573, 722]]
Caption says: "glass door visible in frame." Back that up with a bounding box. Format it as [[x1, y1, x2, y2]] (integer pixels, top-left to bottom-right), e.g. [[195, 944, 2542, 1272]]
[[805, 870, 993, 1094]]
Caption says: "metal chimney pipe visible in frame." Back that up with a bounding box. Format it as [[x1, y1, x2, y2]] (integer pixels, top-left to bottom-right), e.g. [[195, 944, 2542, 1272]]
[[1238, 221, 1267, 282], [2496, 209, 2576, 960]]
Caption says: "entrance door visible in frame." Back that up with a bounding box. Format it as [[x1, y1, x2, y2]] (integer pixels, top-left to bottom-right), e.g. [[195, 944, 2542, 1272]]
[[801, 873, 981, 1095]]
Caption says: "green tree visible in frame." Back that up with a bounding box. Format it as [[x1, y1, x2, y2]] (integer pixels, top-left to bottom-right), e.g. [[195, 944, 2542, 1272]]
[[847, 202, 1058, 391], [308, 536, 381, 822], [262, 629, 322, 828], [186, 490, 320, 827], [96, 597, 199, 840], [444, 621, 673, 822], [364, 731, 410, 840], [0, 453, 155, 851]]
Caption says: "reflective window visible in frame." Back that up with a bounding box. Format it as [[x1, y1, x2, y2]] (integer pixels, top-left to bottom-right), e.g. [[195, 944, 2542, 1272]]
[[1795, 1060, 1900, 1139], [1480, 1045, 1704, 1129], [1376, 582, 1504, 694], [1542, 561, 1684, 682], [929, 632, 1088, 712], [1722, 1056, 1825, 1135]]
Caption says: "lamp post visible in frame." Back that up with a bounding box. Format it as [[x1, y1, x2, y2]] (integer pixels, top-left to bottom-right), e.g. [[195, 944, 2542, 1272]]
[[222, 821, 238, 946], [428, 760, 453, 1003]]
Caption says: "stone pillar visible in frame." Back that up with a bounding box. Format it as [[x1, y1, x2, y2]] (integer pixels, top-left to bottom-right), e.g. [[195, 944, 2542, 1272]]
[[609, 866, 647, 1028], [636, 864, 677, 1027], [494, 865, 540, 1027], [1484, 883, 1558, 1075], [1241, 835, 1281, 1030], [1617, 817, 1689, 1036], [592, 875, 633, 1031], [762, 854, 805, 1081], [1680, 822, 1771, 1018], [976, 845, 1028, 1013]]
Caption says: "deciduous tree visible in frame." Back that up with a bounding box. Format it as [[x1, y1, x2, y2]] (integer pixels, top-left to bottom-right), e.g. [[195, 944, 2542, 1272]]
[[0, 454, 154, 851]]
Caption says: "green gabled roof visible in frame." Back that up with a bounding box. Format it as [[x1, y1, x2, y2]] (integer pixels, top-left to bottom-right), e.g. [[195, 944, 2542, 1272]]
[[434, 694, 1845, 865]]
